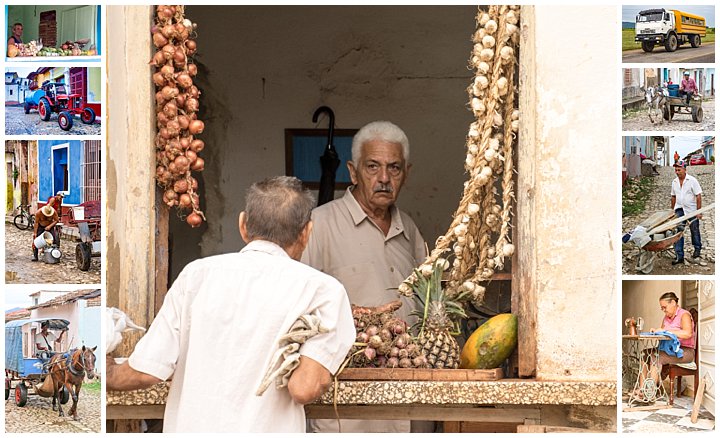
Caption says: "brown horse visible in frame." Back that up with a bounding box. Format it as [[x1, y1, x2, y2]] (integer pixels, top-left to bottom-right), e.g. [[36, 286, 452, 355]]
[[48, 346, 97, 420]]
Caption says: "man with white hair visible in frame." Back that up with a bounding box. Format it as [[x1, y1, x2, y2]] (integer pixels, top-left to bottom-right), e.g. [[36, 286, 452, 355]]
[[302, 120, 429, 433]]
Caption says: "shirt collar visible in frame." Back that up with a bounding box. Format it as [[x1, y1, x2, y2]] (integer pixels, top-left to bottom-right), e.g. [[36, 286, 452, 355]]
[[341, 187, 409, 240], [240, 239, 290, 258]]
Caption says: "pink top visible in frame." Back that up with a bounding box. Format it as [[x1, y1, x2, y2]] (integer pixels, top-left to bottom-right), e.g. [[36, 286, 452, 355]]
[[681, 77, 698, 93], [663, 307, 696, 349]]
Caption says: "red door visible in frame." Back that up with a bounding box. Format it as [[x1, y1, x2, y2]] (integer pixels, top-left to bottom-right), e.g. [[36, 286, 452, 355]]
[[69, 68, 87, 102]]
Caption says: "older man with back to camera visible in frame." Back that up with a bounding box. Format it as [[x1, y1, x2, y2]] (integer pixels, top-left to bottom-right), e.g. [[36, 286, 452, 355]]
[[670, 160, 703, 265], [303, 121, 432, 433], [105, 176, 355, 432]]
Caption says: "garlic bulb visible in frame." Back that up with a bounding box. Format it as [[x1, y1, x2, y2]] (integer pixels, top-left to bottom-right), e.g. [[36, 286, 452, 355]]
[[484, 19, 498, 34], [482, 35, 496, 49]]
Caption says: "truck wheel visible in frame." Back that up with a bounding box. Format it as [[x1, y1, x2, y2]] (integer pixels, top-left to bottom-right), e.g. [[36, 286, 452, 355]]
[[58, 111, 73, 131], [38, 97, 52, 121], [15, 383, 28, 407], [692, 107, 703, 123], [76, 242, 92, 271], [690, 34, 701, 48], [80, 107, 96, 124], [641, 41, 654, 52], [664, 34, 678, 52]]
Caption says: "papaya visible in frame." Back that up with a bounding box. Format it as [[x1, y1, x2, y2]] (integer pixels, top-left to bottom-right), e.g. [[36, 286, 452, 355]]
[[460, 313, 517, 369]]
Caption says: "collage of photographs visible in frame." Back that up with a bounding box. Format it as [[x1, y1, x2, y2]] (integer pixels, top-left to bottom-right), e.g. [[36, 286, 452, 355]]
[[0, 2, 717, 435]]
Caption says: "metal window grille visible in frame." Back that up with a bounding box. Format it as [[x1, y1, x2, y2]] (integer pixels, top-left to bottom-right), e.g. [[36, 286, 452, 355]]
[[82, 140, 101, 202]]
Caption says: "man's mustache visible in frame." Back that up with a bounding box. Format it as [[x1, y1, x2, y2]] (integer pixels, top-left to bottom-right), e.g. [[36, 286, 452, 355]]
[[373, 184, 394, 194]]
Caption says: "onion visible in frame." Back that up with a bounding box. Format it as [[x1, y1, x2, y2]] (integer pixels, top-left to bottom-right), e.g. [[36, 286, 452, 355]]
[[186, 212, 203, 228], [163, 101, 178, 117], [191, 158, 205, 172], [151, 51, 166, 67], [174, 155, 190, 173], [152, 32, 168, 48], [356, 332, 369, 343], [173, 48, 186, 66], [185, 39, 197, 52], [175, 93, 186, 109], [188, 85, 200, 98], [176, 73, 193, 89], [189, 177, 198, 191], [178, 193, 192, 209], [387, 357, 399, 368], [173, 178, 189, 194], [156, 112, 169, 127], [163, 189, 178, 207], [159, 128, 171, 140], [157, 6, 174, 21], [160, 64, 174, 79], [160, 24, 176, 40], [188, 64, 198, 76], [190, 139, 205, 153], [185, 97, 199, 113], [175, 23, 189, 40], [177, 115, 190, 130], [152, 72, 166, 87], [166, 119, 181, 137], [188, 120, 204, 135], [156, 165, 167, 179], [161, 44, 176, 61], [185, 150, 197, 163], [167, 162, 178, 174], [161, 86, 179, 100], [363, 347, 377, 361]]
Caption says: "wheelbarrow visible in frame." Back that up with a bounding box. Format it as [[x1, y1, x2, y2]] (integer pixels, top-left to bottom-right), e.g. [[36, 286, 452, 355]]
[[624, 204, 714, 274]]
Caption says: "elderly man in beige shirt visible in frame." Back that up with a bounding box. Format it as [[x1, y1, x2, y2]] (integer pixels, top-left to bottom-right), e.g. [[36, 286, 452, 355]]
[[302, 120, 430, 433]]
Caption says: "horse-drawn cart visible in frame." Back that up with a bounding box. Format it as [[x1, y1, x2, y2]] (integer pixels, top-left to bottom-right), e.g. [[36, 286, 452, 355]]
[[663, 94, 704, 123], [5, 318, 70, 407]]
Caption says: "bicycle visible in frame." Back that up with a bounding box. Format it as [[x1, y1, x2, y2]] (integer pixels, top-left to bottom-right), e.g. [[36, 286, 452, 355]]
[[13, 204, 34, 230]]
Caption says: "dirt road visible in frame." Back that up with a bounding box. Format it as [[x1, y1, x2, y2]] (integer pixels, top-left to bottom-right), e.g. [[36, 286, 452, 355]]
[[622, 97, 715, 132], [5, 105, 101, 136]]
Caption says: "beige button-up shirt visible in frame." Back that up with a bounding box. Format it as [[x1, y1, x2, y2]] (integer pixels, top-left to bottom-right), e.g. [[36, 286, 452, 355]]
[[302, 187, 427, 325]]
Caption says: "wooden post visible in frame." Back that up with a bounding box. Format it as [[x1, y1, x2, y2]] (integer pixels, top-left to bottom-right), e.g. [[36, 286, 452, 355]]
[[690, 377, 706, 423], [107, 5, 158, 351]]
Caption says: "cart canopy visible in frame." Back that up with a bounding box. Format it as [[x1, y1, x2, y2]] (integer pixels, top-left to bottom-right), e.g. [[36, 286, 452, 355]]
[[5, 318, 69, 373]]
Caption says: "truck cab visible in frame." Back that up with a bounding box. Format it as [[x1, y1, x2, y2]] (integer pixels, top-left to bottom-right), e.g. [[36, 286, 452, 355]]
[[635, 8, 705, 53]]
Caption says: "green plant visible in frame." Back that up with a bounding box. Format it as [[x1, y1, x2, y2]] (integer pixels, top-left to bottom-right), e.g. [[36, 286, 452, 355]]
[[622, 176, 655, 217], [12, 167, 19, 185]]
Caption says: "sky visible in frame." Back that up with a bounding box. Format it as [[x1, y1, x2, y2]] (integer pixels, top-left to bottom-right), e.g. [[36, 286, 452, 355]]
[[623, 5, 715, 27], [669, 136, 712, 159], [4, 66, 38, 78], [4, 285, 81, 312]]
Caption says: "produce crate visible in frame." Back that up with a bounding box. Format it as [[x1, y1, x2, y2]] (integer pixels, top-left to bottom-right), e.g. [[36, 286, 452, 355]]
[[338, 367, 503, 381]]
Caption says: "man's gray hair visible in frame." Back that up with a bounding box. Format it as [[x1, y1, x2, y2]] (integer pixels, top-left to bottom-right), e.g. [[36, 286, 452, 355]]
[[245, 176, 315, 248], [351, 121, 410, 164]]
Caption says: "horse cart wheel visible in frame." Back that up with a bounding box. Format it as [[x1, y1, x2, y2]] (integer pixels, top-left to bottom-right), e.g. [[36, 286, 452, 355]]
[[60, 386, 70, 405], [641, 41, 654, 52], [81, 107, 96, 125], [38, 97, 52, 121], [692, 107, 703, 123], [15, 382, 28, 407], [663, 105, 670, 121], [58, 111, 74, 131], [76, 242, 92, 271], [5, 378, 10, 400]]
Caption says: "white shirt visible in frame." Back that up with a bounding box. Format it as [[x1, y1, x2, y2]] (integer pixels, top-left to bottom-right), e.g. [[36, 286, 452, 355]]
[[35, 331, 56, 352], [128, 240, 355, 433], [671, 174, 702, 213]]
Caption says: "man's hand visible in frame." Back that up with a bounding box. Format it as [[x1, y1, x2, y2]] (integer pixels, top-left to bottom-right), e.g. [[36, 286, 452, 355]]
[[106, 358, 162, 391]]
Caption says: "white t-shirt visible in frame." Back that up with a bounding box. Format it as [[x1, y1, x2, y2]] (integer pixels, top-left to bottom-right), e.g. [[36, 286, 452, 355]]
[[35, 331, 56, 352], [128, 240, 355, 433], [671, 174, 702, 213]]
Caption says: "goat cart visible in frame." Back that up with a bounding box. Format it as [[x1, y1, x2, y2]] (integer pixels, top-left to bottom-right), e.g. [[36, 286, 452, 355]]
[[663, 94, 704, 123], [5, 318, 70, 407]]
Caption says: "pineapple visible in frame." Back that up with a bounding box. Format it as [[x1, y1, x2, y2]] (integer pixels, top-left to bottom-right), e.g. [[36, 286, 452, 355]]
[[409, 260, 468, 369]]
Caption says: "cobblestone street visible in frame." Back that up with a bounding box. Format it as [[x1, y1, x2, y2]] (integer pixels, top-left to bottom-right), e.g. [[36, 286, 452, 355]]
[[5, 223, 101, 284], [5, 105, 101, 136], [623, 164, 714, 275], [5, 382, 101, 433], [622, 97, 715, 132]]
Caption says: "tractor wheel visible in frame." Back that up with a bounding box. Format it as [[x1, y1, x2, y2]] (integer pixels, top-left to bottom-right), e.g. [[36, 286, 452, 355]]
[[38, 97, 52, 121], [641, 41, 654, 53], [76, 242, 92, 271], [15, 383, 28, 407], [23, 102, 31, 114], [664, 33, 678, 52], [692, 107, 703, 123], [60, 386, 70, 405], [58, 111, 73, 131], [690, 34, 701, 48], [80, 107, 96, 124]]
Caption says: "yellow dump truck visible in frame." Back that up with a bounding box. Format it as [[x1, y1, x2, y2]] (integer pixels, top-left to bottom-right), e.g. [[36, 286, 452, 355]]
[[635, 8, 706, 53]]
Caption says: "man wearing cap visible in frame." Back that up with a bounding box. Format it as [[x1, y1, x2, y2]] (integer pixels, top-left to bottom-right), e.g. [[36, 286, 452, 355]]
[[46, 192, 64, 212], [671, 160, 703, 265], [32, 205, 59, 261], [680, 71, 698, 105], [35, 321, 65, 362]]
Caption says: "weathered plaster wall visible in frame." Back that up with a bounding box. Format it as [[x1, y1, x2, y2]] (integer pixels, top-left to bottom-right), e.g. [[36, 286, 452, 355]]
[[519, 6, 617, 381], [172, 5, 476, 279], [622, 280, 683, 333]]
